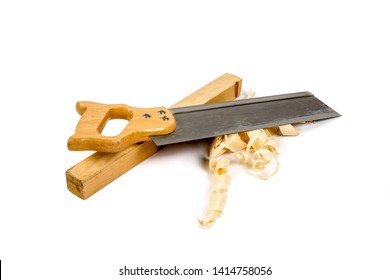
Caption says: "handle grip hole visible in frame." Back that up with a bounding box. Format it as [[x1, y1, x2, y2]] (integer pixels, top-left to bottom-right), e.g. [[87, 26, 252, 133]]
[[101, 118, 131, 137]]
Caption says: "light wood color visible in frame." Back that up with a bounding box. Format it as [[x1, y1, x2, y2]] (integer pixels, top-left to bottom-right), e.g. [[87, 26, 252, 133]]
[[66, 73, 242, 199], [67, 102, 175, 153]]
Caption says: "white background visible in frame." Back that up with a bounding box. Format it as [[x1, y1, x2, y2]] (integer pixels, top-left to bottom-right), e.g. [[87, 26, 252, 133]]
[[1, 1, 389, 279]]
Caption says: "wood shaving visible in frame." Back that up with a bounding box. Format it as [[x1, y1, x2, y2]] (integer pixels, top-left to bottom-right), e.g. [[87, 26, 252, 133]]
[[278, 124, 300, 136], [223, 134, 247, 152], [199, 158, 231, 227], [199, 90, 300, 227]]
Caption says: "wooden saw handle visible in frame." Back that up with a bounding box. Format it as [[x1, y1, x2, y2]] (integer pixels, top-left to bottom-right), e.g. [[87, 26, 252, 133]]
[[67, 101, 176, 153]]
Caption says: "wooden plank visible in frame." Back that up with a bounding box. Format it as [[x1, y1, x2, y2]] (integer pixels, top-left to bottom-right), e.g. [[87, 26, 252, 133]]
[[66, 73, 242, 199]]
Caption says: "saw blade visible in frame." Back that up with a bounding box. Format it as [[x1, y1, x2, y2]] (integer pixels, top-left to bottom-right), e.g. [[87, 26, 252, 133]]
[[150, 92, 340, 147]]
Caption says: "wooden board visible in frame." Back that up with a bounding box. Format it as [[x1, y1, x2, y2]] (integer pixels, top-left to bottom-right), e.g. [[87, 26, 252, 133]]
[[66, 73, 242, 199]]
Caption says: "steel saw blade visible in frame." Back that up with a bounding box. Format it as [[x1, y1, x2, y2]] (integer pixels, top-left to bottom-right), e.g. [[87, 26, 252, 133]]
[[150, 91, 340, 147]]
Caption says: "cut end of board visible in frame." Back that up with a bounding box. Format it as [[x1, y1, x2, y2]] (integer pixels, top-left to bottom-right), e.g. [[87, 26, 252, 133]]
[[66, 171, 86, 200]]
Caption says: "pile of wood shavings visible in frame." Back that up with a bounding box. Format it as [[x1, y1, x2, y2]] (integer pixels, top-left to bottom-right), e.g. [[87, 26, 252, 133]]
[[198, 92, 300, 228]]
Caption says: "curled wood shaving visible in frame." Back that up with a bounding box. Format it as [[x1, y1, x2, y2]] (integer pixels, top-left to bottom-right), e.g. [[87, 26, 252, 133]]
[[214, 157, 230, 176], [233, 151, 252, 164], [252, 157, 279, 179], [209, 136, 227, 171], [251, 145, 279, 179], [224, 134, 247, 152], [278, 124, 300, 136], [265, 127, 279, 136], [199, 158, 231, 227], [245, 129, 270, 152], [199, 91, 300, 227]]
